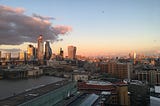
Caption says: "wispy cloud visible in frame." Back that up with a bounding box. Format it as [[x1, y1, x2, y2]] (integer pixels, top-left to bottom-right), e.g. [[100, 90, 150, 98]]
[[32, 13, 56, 20]]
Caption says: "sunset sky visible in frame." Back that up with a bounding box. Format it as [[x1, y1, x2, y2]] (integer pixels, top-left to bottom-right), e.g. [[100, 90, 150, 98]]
[[0, 0, 160, 57]]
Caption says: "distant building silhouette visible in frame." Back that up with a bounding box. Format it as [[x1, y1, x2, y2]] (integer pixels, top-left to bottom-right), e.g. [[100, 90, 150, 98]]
[[0, 51, 1, 59], [19, 51, 26, 61], [129, 51, 136, 59], [37, 35, 44, 60], [129, 51, 136, 64], [5, 53, 11, 61], [44, 41, 52, 60], [68, 46, 76, 60], [60, 48, 64, 57], [27, 44, 35, 60]]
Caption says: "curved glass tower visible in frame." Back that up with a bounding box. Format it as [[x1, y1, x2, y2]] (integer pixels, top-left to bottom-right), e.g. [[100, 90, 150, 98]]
[[44, 41, 52, 60]]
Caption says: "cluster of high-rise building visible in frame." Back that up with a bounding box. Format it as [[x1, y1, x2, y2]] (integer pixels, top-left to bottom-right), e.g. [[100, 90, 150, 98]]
[[0, 35, 77, 64], [21, 35, 52, 62], [24, 35, 77, 62], [1, 41, 159, 106]]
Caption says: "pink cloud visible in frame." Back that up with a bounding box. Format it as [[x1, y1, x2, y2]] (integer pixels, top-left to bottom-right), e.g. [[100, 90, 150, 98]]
[[53, 25, 72, 35], [0, 5, 25, 14], [0, 5, 72, 45]]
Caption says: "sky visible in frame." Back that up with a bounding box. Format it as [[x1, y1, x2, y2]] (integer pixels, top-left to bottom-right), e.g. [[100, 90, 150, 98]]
[[0, 0, 160, 57]]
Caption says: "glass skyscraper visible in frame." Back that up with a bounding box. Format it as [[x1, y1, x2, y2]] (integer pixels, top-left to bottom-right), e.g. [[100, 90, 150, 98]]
[[44, 41, 52, 60], [37, 35, 44, 60]]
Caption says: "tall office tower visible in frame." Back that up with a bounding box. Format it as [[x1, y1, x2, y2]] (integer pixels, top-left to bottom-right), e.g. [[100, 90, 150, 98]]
[[44, 41, 52, 60], [27, 44, 35, 60], [129, 51, 136, 59], [37, 35, 44, 60], [19, 51, 26, 61], [5, 53, 11, 61], [68, 45, 76, 60], [129, 51, 136, 64], [60, 48, 64, 57], [33, 47, 37, 59], [0, 51, 1, 59]]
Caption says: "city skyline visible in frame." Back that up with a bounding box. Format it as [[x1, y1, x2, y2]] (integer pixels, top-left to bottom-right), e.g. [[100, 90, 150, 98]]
[[0, 0, 160, 56]]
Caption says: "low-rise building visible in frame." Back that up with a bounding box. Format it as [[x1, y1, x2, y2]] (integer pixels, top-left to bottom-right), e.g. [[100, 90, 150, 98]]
[[47, 60, 67, 66], [27, 69, 43, 77], [73, 71, 89, 81], [99, 62, 133, 80], [134, 65, 160, 86], [78, 80, 130, 106], [3, 68, 28, 79]]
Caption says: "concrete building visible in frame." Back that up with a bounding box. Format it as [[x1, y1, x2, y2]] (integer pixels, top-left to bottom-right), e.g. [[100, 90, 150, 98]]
[[3, 68, 28, 79], [47, 60, 67, 66], [68, 45, 76, 60], [44, 41, 52, 60], [28, 69, 43, 77], [98, 62, 133, 80], [107, 62, 133, 80], [37, 35, 44, 60], [73, 72, 89, 81], [99, 62, 108, 73], [117, 84, 130, 106], [136, 69, 160, 86]]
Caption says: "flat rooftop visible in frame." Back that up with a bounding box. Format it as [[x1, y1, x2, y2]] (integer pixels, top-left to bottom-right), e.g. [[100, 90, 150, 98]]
[[0, 80, 70, 106], [65, 93, 99, 106], [86, 80, 112, 86]]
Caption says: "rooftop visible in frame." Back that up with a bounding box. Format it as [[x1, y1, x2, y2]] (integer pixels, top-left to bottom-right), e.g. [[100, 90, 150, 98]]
[[0, 80, 70, 106], [129, 80, 146, 86], [86, 80, 112, 86], [79, 94, 99, 106]]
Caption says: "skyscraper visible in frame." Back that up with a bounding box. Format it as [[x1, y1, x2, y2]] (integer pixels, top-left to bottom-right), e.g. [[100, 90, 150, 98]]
[[44, 41, 52, 60], [37, 35, 44, 60], [19, 51, 26, 61], [5, 53, 11, 61], [68, 45, 76, 60], [60, 48, 64, 57], [129, 51, 136, 59], [0, 51, 1, 59], [27, 44, 35, 60]]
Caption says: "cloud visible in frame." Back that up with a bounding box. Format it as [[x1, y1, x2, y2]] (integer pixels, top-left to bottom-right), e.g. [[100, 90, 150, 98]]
[[0, 5, 72, 45], [53, 25, 72, 35], [0, 5, 25, 13], [32, 13, 56, 20]]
